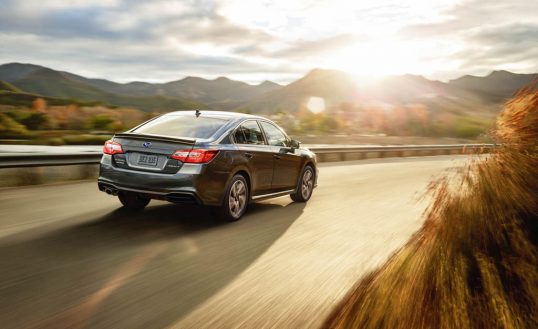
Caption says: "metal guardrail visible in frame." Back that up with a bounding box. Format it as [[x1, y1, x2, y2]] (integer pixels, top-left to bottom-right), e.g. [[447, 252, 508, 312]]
[[0, 144, 496, 169], [312, 144, 496, 162], [0, 153, 102, 168]]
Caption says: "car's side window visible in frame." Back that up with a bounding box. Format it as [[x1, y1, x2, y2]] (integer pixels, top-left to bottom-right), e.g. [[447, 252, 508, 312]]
[[234, 121, 265, 145], [260, 121, 288, 147]]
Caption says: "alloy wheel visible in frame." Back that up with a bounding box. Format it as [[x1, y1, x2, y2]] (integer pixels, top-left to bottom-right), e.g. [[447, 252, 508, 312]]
[[301, 168, 314, 199], [229, 179, 247, 218]]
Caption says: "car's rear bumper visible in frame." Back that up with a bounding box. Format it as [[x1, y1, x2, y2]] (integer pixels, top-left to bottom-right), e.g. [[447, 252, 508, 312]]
[[97, 180, 202, 204], [98, 154, 229, 206]]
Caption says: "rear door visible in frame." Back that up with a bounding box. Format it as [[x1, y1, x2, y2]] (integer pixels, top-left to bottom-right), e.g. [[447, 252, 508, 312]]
[[232, 120, 274, 195], [259, 121, 302, 191]]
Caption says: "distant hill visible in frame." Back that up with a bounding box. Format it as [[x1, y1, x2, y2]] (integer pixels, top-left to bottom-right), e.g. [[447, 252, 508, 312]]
[[0, 63, 281, 110], [0, 62, 535, 115], [0, 80, 21, 92], [238, 69, 358, 113], [0, 63, 206, 111], [240, 68, 537, 114], [449, 70, 537, 102], [65, 73, 281, 105], [0, 63, 43, 82]]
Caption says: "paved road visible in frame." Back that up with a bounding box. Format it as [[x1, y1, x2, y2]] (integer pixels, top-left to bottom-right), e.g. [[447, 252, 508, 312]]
[[0, 156, 468, 329]]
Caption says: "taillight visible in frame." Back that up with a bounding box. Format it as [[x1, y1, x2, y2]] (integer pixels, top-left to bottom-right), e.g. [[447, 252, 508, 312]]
[[103, 140, 124, 155], [171, 149, 219, 163]]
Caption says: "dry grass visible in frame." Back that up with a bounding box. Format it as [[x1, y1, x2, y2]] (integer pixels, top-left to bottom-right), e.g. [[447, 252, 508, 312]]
[[324, 87, 538, 329]]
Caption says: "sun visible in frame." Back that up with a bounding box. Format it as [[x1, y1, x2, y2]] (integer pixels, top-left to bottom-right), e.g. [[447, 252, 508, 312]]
[[322, 38, 433, 82]]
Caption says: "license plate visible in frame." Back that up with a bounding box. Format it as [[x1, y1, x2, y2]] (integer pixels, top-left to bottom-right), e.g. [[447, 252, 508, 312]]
[[138, 154, 158, 166]]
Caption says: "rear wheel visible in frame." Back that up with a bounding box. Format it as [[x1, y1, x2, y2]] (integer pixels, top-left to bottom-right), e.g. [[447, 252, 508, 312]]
[[118, 191, 150, 211], [216, 174, 249, 221], [291, 165, 315, 202]]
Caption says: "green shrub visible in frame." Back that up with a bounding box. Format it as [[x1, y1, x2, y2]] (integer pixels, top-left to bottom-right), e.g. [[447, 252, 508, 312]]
[[0, 113, 29, 138], [453, 117, 489, 138], [19, 112, 50, 130], [46, 137, 65, 146], [87, 115, 114, 130]]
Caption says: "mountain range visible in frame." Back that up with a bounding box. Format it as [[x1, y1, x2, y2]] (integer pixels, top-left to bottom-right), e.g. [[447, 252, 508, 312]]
[[0, 62, 535, 114]]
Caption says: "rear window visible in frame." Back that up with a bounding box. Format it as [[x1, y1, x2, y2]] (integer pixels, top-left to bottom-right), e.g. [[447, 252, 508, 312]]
[[133, 115, 228, 139]]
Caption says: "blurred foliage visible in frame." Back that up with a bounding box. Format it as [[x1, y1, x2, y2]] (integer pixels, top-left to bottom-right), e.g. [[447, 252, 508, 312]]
[[0, 96, 151, 143], [87, 114, 115, 130], [0, 90, 106, 107], [269, 101, 493, 139], [0, 90, 496, 144], [453, 116, 490, 138], [325, 87, 538, 329], [0, 113, 29, 138], [0, 81, 21, 92], [19, 112, 50, 130]]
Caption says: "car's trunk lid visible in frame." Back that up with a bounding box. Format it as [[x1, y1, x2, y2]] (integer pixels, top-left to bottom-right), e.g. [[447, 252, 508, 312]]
[[112, 133, 196, 174]]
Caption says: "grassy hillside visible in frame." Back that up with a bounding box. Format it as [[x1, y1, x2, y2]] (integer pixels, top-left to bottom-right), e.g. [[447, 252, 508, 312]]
[[1, 63, 535, 115], [0, 63, 281, 108], [1, 68, 205, 111], [159, 76, 281, 104], [450, 70, 537, 102], [239, 69, 531, 115], [0, 80, 21, 92], [13, 68, 110, 100], [239, 68, 358, 113], [324, 86, 538, 329], [0, 90, 106, 107], [0, 63, 42, 82]]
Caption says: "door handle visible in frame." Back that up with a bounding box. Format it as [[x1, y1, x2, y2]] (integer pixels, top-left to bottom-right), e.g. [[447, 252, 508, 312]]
[[273, 154, 281, 160], [244, 152, 253, 159]]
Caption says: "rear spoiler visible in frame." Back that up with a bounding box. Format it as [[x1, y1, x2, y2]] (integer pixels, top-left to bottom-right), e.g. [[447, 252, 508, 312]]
[[113, 133, 196, 145]]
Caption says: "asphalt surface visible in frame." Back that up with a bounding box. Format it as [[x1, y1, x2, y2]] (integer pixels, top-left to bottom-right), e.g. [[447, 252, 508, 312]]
[[0, 155, 469, 329]]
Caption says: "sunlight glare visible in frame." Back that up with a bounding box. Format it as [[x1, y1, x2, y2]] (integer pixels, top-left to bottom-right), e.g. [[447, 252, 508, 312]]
[[306, 97, 326, 114]]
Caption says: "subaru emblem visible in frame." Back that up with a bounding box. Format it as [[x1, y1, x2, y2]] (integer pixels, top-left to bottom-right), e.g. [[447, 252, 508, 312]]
[[143, 142, 152, 148]]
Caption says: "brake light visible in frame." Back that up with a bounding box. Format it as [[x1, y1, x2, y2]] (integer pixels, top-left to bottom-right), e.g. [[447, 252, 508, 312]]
[[171, 149, 219, 163], [103, 140, 124, 155]]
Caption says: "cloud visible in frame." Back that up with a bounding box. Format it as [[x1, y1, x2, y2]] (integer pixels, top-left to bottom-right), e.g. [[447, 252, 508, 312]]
[[273, 34, 363, 58], [398, 0, 538, 77], [401, 0, 536, 37], [449, 24, 538, 72], [0, 0, 536, 83]]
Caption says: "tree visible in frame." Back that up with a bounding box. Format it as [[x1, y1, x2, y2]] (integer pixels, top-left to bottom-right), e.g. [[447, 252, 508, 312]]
[[88, 115, 114, 130], [32, 98, 47, 113], [0, 113, 28, 137], [20, 112, 50, 130]]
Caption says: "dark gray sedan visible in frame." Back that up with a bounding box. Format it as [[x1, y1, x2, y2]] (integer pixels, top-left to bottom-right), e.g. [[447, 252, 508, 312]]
[[98, 110, 317, 221]]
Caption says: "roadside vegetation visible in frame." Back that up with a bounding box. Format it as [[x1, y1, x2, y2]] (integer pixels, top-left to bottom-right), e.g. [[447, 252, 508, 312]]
[[271, 102, 494, 139], [0, 97, 152, 144], [324, 86, 538, 329], [1, 76, 496, 145]]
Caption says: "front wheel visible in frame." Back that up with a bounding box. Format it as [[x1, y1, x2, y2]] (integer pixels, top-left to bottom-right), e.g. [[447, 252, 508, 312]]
[[291, 165, 315, 202], [118, 191, 150, 211], [215, 174, 249, 221]]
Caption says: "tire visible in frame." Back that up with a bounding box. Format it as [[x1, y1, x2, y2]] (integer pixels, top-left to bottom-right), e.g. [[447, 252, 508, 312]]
[[118, 191, 150, 211], [291, 165, 315, 202], [215, 174, 249, 221]]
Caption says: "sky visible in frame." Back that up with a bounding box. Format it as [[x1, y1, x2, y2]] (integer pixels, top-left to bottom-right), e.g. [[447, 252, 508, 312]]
[[0, 0, 536, 84]]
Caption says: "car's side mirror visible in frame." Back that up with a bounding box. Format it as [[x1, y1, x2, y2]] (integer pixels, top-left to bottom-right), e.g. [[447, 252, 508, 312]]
[[290, 139, 300, 149]]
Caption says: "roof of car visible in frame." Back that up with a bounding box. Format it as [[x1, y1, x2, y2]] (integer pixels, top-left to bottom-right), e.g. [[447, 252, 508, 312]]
[[165, 110, 265, 121]]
